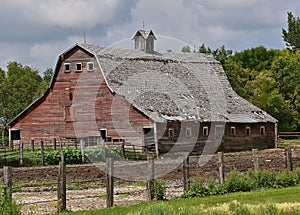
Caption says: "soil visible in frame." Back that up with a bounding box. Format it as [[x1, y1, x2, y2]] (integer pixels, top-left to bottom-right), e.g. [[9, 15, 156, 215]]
[[1, 148, 299, 214]]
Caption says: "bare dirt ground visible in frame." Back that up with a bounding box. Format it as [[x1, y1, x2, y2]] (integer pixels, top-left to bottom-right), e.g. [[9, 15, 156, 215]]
[[1, 148, 299, 214]]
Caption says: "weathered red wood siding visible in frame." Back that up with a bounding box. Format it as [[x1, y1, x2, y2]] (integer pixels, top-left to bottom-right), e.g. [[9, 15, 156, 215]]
[[157, 121, 275, 154], [11, 47, 152, 144]]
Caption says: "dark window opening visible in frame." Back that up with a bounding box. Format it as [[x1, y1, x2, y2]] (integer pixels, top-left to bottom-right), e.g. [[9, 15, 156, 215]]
[[186, 127, 192, 137], [64, 63, 70, 72], [11, 130, 21, 140], [246, 127, 251, 137], [203, 126, 209, 136], [144, 127, 154, 147], [87, 62, 94, 71], [69, 92, 73, 101], [230, 126, 236, 136], [100, 129, 107, 140], [260, 126, 265, 135], [168, 128, 174, 138], [76, 63, 82, 71]]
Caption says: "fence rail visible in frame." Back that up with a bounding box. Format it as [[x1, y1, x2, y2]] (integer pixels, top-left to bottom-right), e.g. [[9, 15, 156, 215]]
[[278, 131, 300, 138], [1, 147, 300, 214]]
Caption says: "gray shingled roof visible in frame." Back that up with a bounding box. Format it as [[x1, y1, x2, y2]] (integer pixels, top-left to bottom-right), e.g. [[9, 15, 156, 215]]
[[81, 44, 277, 123]]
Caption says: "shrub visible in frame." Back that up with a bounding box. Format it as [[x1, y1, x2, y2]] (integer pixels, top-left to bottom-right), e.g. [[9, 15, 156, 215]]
[[152, 179, 166, 201], [85, 145, 122, 162], [276, 170, 297, 187], [40, 147, 83, 165], [0, 186, 21, 215], [223, 170, 254, 193], [253, 170, 277, 189], [182, 178, 208, 198]]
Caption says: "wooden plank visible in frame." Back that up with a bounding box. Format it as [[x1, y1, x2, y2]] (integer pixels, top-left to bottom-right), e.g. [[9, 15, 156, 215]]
[[57, 161, 66, 212], [106, 158, 114, 208]]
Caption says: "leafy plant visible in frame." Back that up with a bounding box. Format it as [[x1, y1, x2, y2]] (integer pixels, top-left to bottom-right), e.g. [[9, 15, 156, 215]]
[[0, 186, 21, 215], [152, 179, 166, 201]]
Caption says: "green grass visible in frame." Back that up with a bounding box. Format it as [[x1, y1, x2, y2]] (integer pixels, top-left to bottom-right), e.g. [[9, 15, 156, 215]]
[[59, 185, 300, 215]]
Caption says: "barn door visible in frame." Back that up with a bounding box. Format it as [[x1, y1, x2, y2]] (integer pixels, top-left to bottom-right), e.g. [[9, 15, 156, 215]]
[[143, 127, 155, 150]]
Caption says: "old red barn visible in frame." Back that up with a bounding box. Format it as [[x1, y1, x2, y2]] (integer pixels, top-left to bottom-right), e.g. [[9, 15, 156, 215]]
[[9, 30, 277, 155]]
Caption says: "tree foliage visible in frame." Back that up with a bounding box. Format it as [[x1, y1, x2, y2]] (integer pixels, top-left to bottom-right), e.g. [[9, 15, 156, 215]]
[[183, 42, 300, 131], [0, 62, 49, 126], [282, 11, 300, 51]]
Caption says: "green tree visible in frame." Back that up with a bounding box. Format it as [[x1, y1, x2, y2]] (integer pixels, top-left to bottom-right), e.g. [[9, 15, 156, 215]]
[[0, 62, 46, 127], [198, 43, 212, 54], [181, 45, 191, 53], [282, 11, 300, 51], [43, 68, 54, 88]]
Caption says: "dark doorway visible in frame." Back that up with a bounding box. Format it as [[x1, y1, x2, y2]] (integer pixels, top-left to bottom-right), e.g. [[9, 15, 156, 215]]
[[143, 127, 155, 150], [11, 129, 21, 140], [100, 129, 107, 140]]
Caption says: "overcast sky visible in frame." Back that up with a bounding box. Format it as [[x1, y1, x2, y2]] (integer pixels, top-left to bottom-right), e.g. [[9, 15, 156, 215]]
[[0, 0, 299, 73]]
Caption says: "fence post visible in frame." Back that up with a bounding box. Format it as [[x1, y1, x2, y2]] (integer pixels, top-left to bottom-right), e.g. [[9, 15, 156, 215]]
[[147, 155, 154, 201], [59, 139, 64, 162], [252, 149, 259, 171], [19, 142, 24, 167], [9, 140, 13, 151], [121, 140, 126, 158], [3, 166, 12, 201], [183, 156, 190, 191], [57, 161, 66, 212], [106, 158, 114, 208], [53, 138, 57, 151], [218, 151, 225, 184], [31, 140, 35, 152], [285, 148, 293, 171], [80, 139, 85, 164], [41, 141, 45, 166]]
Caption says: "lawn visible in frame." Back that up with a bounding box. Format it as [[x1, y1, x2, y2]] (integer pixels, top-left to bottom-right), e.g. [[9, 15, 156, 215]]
[[60, 185, 300, 215]]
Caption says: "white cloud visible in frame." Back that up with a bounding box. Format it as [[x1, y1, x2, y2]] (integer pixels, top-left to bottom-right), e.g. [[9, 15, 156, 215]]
[[0, 0, 299, 72]]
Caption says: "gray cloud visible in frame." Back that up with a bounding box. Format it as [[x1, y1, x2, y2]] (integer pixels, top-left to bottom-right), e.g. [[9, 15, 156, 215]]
[[0, 0, 298, 72]]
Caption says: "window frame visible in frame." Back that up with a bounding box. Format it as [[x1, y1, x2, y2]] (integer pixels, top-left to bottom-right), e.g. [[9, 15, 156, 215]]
[[260, 126, 265, 135], [203, 126, 209, 136], [168, 128, 175, 138], [87, 62, 94, 71], [230, 126, 236, 136], [186, 127, 192, 138], [76, 62, 82, 72], [246, 126, 251, 137], [64, 63, 71, 73]]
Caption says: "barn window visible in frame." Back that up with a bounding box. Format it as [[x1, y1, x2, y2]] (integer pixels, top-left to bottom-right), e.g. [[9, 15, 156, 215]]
[[230, 126, 236, 136], [168, 128, 174, 138], [246, 127, 251, 137], [186, 127, 192, 138], [100, 128, 107, 140], [260, 126, 265, 135], [64, 63, 70, 72], [215, 125, 224, 138], [76, 63, 82, 72], [203, 126, 209, 136], [87, 62, 94, 71]]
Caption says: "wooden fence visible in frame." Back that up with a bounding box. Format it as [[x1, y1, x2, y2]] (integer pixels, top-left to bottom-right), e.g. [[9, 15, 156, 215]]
[[0, 138, 147, 168], [1, 148, 299, 213]]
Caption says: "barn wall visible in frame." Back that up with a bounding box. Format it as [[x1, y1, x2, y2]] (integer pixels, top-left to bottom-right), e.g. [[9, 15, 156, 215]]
[[156, 121, 276, 154], [10, 47, 152, 144]]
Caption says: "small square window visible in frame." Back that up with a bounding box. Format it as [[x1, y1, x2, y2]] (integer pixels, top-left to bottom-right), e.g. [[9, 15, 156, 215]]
[[168, 128, 174, 138], [87, 62, 94, 71], [203, 126, 209, 136], [64, 63, 70, 72], [246, 127, 251, 137], [230, 126, 236, 136], [76, 63, 82, 71], [186, 127, 192, 138], [260, 126, 265, 135]]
